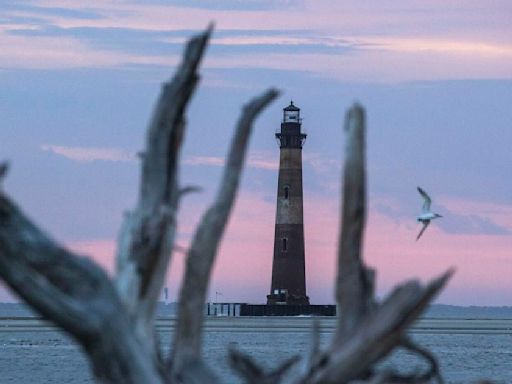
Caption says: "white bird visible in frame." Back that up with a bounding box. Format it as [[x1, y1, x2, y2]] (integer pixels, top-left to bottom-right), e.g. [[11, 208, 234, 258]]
[[416, 187, 442, 241]]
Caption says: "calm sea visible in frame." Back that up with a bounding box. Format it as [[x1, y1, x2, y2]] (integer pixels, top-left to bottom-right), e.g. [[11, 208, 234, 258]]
[[1, 316, 511, 383]]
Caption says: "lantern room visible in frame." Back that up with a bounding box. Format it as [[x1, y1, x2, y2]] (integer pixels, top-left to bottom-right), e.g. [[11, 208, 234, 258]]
[[283, 101, 301, 123]]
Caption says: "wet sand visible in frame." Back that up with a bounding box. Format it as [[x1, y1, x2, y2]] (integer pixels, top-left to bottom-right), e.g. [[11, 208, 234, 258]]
[[2, 316, 512, 334]]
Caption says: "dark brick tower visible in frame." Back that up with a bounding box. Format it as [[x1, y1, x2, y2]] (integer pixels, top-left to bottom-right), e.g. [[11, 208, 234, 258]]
[[267, 101, 310, 305]]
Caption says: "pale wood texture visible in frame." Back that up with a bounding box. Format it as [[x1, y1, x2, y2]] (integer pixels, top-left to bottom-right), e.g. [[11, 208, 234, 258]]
[[171, 89, 279, 377], [300, 104, 453, 384], [229, 347, 299, 384], [115, 25, 212, 352], [335, 104, 375, 340], [0, 184, 162, 383]]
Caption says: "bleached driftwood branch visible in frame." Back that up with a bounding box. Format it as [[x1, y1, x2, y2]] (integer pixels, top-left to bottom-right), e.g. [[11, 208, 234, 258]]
[[335, 104, 375, 340], [298, 105, 453, 384], [0, 167, 161, 383], [229, 346, 300, 384], [115, 26, 212, 352], [171, 88, 279, 377]]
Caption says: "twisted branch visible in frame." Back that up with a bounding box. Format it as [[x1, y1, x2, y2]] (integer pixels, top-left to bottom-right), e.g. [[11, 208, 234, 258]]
[[301, 104, 453, 384], [0, 178, 161, 383], [171, 88, 279, 375], [335, 104, 375, 341], [115, 26, 212, 350], [229, 347, 299, 384]]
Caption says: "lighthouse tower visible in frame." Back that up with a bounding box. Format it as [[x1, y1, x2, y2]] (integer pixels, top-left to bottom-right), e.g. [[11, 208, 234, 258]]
[[267, 101, 310, 305]]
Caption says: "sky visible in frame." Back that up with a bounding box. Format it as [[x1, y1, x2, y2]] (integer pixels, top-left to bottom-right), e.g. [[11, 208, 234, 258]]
[[1, 0, 511, 305]]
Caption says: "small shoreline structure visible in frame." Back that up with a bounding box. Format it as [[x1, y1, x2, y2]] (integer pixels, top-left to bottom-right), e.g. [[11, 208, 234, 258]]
[[206, 302, 336, 316], [2, 302, 512, 320]]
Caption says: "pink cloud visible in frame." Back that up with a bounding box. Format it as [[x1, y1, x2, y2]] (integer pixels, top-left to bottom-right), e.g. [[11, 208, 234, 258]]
[[41, 145, 136, 162], [438, 197, 512, 230], [170, 192, 276, 303], [364, 209, 512, 305], [184, 153, 278, 171], [304, 153, 340, 174], [183, 152, 339, 174], [59, 193, 276, 303], [12, 192, 509, 306], [3, 2, 509, 80], [189, 34, 512, 59], [0, 27, 183, 70], [205, 50, 512, 83], [28, 0, 512, 44], [183, 156, 225, 167]]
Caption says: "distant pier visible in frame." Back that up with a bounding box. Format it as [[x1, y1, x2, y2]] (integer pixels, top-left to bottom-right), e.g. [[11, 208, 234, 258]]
[[206, 302, 336, 316]]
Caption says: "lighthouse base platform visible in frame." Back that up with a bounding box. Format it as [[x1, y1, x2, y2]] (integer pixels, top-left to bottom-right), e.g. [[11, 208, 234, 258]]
[[239, 304, 336, 317]]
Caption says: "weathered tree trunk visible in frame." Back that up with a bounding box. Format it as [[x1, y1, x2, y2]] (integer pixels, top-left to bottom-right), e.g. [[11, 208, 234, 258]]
[[0, 187, 162, 383], [0, 25, 480, 384], [115, 25, 212, 357]]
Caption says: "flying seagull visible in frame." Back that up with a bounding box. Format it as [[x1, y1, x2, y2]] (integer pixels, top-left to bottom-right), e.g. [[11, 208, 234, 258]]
[[416, 187, 442, 241]]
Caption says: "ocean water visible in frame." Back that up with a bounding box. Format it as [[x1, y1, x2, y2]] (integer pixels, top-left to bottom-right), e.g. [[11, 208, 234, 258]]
[[1, 317, 511, 383]]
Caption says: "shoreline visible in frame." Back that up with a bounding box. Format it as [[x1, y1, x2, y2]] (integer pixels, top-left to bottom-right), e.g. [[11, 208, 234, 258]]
[[1, 316, 511, 335]]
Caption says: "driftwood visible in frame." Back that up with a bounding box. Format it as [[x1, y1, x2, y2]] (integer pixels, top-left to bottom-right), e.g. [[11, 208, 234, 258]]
[[171, 88, 279, 379], [0, 25, 477, 383]]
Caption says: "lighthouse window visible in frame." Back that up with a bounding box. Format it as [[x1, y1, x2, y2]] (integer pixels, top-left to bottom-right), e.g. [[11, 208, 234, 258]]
[[282, 238, 288, 251], [284, 186, 289, 199]]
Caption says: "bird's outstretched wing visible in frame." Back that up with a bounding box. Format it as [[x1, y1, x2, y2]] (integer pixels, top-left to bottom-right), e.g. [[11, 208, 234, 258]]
[[417, 186, 432, 213], [416, 221, 430, 241]]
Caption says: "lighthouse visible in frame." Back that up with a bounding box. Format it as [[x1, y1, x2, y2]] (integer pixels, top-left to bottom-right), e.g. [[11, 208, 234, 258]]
[[267, 101, 310, 305]]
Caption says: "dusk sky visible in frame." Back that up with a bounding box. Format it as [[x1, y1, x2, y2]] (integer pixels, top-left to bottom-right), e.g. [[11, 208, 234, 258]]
[[1, 0, 511, 305]]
